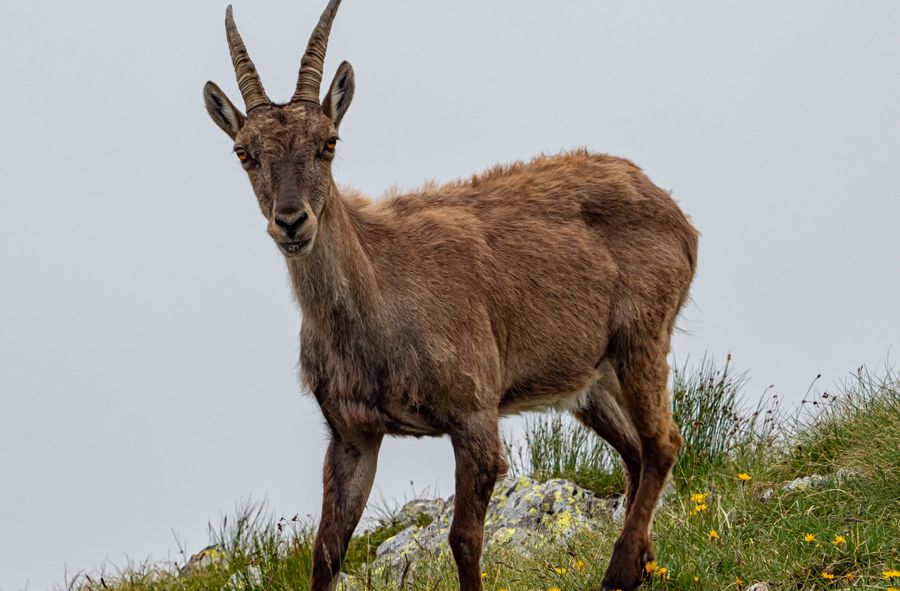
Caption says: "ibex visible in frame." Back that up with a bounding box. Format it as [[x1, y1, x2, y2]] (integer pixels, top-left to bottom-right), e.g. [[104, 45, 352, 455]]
[[203, 2, 698, 590]]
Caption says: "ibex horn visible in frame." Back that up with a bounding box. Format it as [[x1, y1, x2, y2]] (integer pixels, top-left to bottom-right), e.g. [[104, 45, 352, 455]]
[[292, 0, 342, 105], [225, 5, 271, 113]]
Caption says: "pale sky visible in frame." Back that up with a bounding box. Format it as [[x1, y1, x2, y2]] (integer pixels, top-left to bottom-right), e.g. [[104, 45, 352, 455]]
[[1, 1, 898, 589]]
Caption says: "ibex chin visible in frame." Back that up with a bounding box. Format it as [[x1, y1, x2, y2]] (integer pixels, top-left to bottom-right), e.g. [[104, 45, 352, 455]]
[[203, 2, 698, 590]]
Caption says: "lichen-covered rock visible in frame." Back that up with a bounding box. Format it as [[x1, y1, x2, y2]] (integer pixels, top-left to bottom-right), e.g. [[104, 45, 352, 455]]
[[392, 498, 445, 528], [782, 473, 827, 491], [606, 493, 628, 523], [782, 469, 862, 492], [483, 476, 608, 546], [346, 475, 625, 585], [179, 545, 260, 589], [179, 544, 227, 576]]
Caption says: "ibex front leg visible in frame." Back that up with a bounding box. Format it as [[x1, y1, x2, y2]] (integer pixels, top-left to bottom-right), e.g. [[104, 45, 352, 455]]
[[448, 411, 507, 591], [310, 433, 382, 591]]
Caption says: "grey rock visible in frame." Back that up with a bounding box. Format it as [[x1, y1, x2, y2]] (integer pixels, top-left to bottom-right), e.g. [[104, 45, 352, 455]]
[[350, 476, 593, 583], [343, 475, 673, 586], [746, 583, 772, 591], [392, 498, 446, 528], [607, 494, 627, 524], [782, 474, 827, 491], [180, 544, 227, 576], [781, 468, 862, 493]]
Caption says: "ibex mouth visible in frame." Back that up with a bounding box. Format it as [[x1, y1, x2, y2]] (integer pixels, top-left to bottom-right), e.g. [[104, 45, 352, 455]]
[[278, 238, 312, 256]]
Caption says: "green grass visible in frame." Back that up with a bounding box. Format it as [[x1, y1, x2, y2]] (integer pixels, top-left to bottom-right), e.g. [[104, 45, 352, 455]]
[[68, 361, 900, 591], [505, 411, 625, 496]]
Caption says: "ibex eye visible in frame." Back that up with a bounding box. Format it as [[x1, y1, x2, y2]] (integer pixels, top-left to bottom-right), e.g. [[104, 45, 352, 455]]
[[234, 147, 249, 162], [324, 138, 337, 152]]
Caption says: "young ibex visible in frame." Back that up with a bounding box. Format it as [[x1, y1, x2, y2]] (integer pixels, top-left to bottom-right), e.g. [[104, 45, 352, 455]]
[[203, 2, 698, 590]]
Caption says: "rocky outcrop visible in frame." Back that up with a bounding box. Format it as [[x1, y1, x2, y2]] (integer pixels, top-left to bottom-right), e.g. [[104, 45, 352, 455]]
[[177, 475, 679, 589], [344, 475, 631, 586]]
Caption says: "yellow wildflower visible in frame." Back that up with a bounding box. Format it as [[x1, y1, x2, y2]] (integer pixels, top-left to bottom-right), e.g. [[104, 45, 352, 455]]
[[885, 570, 900, 579], [574, 559, 586, 570], [693, 576, 699, 582], [692, 492, 709, 503], [832, 535, 846, 545], [803, 533, 816, 542], [738, 472, 752, 481], [481, 572, 487, 579], [694, 503, 708, 513], [547, 588, 561, 591], [553, 566, 567, 575], [645, 561, 658, 573], [888, 587, 898, 591], [708, 529, 719, 541], [844, 573, 854, 581], [736, 577, 744, 589], [656, 566, 669, 579], [821, 572, 835, 580]]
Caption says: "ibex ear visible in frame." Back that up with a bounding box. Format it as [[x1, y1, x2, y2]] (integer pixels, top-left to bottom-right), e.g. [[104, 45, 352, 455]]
[[323, 61, 355, 129], [203, 81, 245, 139]]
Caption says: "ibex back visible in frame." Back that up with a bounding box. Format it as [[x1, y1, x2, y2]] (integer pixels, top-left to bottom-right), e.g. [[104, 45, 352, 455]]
[[203, 2, 698, 590]]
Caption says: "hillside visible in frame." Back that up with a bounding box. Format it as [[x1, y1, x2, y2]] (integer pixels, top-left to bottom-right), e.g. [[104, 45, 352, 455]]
[[69, 360, 900, 591]]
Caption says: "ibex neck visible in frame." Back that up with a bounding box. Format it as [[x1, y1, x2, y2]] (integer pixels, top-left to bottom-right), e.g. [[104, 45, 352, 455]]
[[286, 188, 381, 330]]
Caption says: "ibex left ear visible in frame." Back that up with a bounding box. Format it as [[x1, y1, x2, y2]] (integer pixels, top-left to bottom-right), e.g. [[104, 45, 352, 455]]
[[323, 61, 355, 129]]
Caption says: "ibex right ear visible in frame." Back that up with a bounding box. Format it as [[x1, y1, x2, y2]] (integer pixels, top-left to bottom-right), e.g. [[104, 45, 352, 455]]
[[323, 61, 355, 130], [203, 81, 245, 139]]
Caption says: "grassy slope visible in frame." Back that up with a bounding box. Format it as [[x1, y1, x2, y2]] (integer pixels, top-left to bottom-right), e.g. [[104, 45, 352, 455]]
[[70, 364, 900, 591]]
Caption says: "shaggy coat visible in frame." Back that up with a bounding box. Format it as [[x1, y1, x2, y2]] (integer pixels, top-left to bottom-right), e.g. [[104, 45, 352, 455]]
[[295, 150, 697, 440]]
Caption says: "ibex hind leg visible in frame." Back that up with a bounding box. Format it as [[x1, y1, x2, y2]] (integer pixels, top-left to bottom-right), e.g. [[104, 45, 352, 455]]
[[573, 360, 642, 514], [601, 347, 682, 591]]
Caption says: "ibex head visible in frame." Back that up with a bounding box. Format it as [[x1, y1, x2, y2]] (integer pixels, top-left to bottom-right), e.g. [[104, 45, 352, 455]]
[[203, 0, 354, 257]]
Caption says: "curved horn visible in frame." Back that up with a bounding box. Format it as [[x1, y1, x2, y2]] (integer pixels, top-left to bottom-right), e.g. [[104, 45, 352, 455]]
[[292, 0, 342, 104], [225, 5, 270, 113]]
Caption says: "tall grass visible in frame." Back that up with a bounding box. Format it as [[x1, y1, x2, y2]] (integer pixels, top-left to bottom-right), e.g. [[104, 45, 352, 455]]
[[506, 412, 625, 495], [671, 355, 782, 478], [785, 364, 900, 478], [507, 355, 782, 492]]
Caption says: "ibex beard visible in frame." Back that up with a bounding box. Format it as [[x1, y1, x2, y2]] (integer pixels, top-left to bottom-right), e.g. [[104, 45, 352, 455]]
[[203, 2, 698, 590]]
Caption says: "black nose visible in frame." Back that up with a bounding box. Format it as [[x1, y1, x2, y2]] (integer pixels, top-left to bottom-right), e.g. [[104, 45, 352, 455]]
[[274, 209, 308, 237]]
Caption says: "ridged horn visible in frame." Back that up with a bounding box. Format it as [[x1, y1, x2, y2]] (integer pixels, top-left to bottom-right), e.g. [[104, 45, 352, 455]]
[[225, 5, 270, 113], [292, 0, 342, 104]]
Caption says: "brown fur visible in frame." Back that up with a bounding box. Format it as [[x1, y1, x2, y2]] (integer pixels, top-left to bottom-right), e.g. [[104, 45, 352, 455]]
[[204, 7, 698, 590]]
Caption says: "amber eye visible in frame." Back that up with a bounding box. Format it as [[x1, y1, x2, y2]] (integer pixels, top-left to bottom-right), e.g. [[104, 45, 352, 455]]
[[324, 138, 337, 152], [234, 147, 249, 162]]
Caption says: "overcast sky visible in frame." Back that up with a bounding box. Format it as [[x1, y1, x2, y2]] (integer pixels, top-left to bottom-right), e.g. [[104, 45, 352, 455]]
[[1, 1, 898, 589]]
